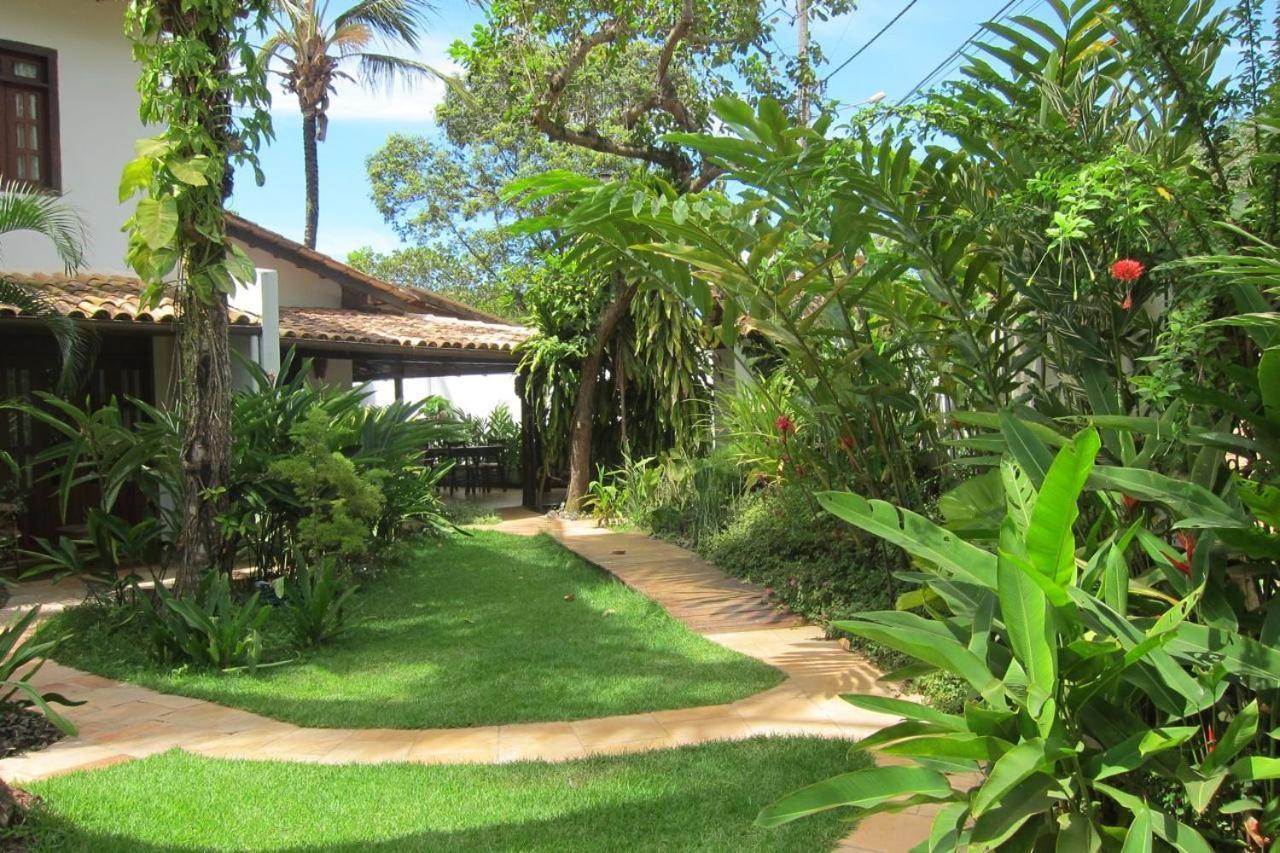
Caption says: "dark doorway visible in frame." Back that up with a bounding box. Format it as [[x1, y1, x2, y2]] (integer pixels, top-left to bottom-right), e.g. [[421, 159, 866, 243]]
[[0, 329, 155, 544]]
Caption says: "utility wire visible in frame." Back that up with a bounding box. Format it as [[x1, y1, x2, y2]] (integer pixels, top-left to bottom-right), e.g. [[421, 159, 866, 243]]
[[893, 0, 1034, 106], [821, 0, 921, 84]]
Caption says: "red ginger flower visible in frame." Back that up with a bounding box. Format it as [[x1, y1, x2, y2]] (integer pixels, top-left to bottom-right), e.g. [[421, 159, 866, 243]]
[[775, 414, 795, 435], [1110, 258, 1145, 282], [839, 434, 857, 451], [1170, 531, 1197, 576]]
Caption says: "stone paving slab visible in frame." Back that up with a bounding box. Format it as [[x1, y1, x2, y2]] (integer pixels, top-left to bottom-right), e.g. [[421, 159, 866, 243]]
[[1, 510, 932, 851]]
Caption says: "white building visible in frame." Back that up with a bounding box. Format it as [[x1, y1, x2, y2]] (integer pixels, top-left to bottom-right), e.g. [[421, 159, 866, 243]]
[[0, 0, 535, 539]]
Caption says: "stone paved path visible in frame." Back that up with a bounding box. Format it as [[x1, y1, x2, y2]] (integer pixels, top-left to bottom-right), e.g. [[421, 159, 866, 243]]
[[1, 512, 933, 851]]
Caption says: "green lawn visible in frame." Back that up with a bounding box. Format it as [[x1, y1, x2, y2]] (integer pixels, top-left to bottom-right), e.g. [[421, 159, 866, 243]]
[[42, 531, 782, 728], [22, 738, 864, 852]]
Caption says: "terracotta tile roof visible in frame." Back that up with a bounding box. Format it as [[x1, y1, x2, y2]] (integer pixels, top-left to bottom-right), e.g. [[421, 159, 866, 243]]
[[280, 307, 531, 353], [223, 214, 506, 324], [0, 273, 259, 325]]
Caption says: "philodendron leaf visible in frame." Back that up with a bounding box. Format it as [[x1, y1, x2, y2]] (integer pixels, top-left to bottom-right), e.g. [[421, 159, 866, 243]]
[[133, 196, 178, 251], [1025, 428, 1100, 588], [755, 765, 954, 827], [818, 492, 997, 588]]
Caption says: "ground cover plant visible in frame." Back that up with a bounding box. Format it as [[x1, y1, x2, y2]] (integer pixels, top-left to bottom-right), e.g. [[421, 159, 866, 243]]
[[19, 738, 864, 852], [39, 531, 781, 728]]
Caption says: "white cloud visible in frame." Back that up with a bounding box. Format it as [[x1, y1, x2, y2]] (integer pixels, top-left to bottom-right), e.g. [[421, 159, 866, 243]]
[[266, 35, 462, 125]]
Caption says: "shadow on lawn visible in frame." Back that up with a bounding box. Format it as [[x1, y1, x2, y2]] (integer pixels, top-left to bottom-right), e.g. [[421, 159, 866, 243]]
[[50, 531, 783, 730]]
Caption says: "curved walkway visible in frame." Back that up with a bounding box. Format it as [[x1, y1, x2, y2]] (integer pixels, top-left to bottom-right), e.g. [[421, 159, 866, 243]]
[[0, 513, 927, 850]]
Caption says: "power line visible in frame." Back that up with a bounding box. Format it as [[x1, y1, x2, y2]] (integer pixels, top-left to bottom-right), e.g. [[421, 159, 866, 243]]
[[822, 0, 921, 84], [893, 0, 1037, 107]]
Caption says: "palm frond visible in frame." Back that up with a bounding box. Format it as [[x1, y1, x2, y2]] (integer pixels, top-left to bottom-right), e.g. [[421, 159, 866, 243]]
[[334, 0, 434, 50], [0, 181, 88, 272], [355, 53, 446, 91]]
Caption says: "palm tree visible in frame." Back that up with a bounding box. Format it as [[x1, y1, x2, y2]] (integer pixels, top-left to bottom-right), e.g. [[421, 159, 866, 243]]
[[0, 181, 91, 392], [261, 0, 437, 249]]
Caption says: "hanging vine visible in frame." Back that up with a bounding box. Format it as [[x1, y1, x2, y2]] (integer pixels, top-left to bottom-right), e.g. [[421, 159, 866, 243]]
[[120, 0, 273, 594]]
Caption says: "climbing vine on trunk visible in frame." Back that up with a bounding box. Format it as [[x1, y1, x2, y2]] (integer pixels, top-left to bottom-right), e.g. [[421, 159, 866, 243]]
[[121, 0, 273, 596]]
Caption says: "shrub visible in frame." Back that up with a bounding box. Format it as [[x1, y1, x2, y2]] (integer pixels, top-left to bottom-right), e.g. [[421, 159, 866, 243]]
[[268, 408, 386, 562], [137, 574, 271, 671], [277, 559, 358, 650]]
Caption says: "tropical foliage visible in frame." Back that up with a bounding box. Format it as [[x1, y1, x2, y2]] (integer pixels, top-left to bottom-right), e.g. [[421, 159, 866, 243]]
[[511, 0, 1280, 844]]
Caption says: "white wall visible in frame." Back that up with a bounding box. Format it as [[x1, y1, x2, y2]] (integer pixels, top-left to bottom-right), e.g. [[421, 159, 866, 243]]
[[4, 0, 146, 274], [235, 243, 343, 308], [368, 373, 518, 419]]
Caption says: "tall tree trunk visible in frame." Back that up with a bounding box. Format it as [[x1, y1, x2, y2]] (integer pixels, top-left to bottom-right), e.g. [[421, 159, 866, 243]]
[[302, 109, 320, 249], [174, 284, 233, 596], [564, 280, 639, 513]]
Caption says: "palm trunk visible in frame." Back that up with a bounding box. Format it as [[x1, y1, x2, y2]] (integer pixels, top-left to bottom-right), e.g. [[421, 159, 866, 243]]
[[564, 279, 639, 513], [302, 110, 320, 249], [175, 284, 233, 596]]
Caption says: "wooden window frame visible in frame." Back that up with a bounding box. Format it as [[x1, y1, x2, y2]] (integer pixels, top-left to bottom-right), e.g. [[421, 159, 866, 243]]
[[0, 39, 61, 192]]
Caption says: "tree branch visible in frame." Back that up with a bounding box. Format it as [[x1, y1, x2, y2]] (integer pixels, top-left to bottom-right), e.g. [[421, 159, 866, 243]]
[[531, 7, 700, 186]]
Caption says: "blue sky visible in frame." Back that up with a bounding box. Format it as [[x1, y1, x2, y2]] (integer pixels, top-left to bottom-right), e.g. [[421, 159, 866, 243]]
[[228, 0, 1255, 261]]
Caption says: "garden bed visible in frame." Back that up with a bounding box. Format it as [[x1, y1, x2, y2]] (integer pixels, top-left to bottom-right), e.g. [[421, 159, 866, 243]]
[[38, 531, 782, 729]]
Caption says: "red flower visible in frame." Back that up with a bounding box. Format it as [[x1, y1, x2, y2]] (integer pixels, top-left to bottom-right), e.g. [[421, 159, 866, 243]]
[[1121, 292, 1134, 311], [1122, 494, 1140, 514], [1170, 532, 1196, 576], [1110, 258, 1145, 282], [839, 434, 856, 451], [1206, 723, 1217, 753], [1178, 531, 1197, 563], [775, 414, 795, 436]]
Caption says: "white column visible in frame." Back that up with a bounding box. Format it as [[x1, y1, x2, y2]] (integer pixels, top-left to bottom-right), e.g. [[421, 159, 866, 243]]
[[257, 268, 281, 377]]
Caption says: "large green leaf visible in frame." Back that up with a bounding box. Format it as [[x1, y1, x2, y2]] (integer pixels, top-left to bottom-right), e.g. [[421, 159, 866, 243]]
[[1119, 808, 1153, 853], [1097, 783, 1213, 853], [879, 734, 1013, 762], [755, 765, 954, 827], [1089, 467, 1249, 530], [834, 613, 1005, 705], [1164, 623, 1280, 684], [1026, 428, 1099, 587], [133, 196, 178, 251], [999, 411, 1057, 486], [1230, 756, 1280, 781], [997, 523, 1056, 718], [968, 775, 1056, 847], [1084, 727, 1198, 781], [818, 491, 997, 588], [1201, 700, 1259, 776], [971, 739, 1062, 817], [839, 695, 965, 730]]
